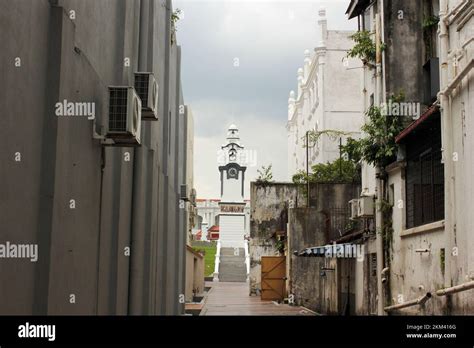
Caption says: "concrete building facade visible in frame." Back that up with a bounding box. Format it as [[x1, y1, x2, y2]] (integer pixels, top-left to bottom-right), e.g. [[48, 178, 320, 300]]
[[287, 8, 364, 179], [0, 0, 193, 315], [346, 0, 474, 315]]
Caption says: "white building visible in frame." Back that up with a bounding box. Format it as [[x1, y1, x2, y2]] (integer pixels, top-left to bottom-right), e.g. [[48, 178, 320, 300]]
[[195, 199, 221, 230], [346, 0, 474, 316], [287, 8, 364, 179], [194, 198, 250, 241], [217, 125, 249, 248]]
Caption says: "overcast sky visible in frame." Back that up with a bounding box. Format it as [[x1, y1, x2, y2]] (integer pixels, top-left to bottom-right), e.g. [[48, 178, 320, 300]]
[[174, 0, 357, 199]]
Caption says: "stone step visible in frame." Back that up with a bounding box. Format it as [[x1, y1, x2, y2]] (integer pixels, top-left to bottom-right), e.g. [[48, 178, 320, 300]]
[[220, 248, 245, 256], [218, 253, 247, 282], [218, 276, 247, 282], [219, 264, 245, 268], [220, 256, 246, 262], [219, 269, 246, 274]]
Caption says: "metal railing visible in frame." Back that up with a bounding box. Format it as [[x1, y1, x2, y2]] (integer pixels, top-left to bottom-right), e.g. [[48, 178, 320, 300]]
[[213, 240, 221, 281]]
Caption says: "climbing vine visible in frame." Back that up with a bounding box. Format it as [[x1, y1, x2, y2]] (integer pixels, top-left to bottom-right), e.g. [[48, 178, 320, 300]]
[[347, 30, 386, 65], [341, 93, 410, 168], [422, 15, 439, 59], [378, 199, 394, 260], [302, 129, 354, 149], [422, 15, 440, 29]]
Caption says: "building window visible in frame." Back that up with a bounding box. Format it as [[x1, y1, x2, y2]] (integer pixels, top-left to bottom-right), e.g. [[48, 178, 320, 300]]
[[362, 6, 372, 32], [405, 112, 444, 228]]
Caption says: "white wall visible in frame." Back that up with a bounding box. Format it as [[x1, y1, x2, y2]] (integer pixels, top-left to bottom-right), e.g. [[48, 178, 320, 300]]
[[287, 15, 364, 179]]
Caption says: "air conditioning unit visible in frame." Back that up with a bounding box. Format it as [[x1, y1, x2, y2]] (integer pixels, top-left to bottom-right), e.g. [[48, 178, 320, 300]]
[[134, 72, 159, 120], [106, 86, 142, 146], [180, 184, 189, 201], [349, 199, 359, 220], [358, 196, 375, 218]]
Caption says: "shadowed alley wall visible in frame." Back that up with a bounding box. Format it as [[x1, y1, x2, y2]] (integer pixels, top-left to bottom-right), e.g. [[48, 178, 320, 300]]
[[0, 0, 189, 315]]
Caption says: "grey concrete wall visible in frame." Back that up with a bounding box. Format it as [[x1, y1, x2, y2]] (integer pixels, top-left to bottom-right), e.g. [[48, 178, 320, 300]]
[[383, 0, 424, 102], [289, 184, 359, 314], [249, 183, 300, 295], [185, 247, 205, 302], [0, 0, 188, 315], [309, 183, 361, 242], [288, 208, 339, 314], [249, 182, 359, 300]]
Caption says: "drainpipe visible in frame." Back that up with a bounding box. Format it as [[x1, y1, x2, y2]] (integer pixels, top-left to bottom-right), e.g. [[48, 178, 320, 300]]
[[436, 280, 474, 296], [438, 0, 454, 295], [244, 239, 250, 279], [129, 0, 149, 315], [384, 292, 432, 312], [306, 130, 309, 207], [374, 9, 385, 316]]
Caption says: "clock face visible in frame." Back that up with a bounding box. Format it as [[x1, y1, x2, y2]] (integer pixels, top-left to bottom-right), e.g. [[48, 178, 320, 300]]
[[228, 167, 238, 178]]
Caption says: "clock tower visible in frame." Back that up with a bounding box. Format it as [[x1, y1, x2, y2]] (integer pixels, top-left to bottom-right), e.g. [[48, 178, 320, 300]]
[[219, 124, 246, 202], [218, 124, 247, 248]]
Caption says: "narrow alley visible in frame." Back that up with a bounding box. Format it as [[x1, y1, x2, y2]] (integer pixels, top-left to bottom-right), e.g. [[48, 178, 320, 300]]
[[200, 282, 314, 316]]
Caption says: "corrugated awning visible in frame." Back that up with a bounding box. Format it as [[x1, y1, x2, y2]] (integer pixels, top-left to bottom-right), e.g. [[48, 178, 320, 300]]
[[395, 105, 440, 144]]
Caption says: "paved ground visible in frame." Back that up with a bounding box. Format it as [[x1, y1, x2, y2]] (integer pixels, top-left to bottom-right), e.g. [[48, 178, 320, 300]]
[[200, 281, 315, 316]]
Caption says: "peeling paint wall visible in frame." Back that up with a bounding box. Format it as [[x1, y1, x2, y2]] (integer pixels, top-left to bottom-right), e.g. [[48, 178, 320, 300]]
[[289, 184, 360, 314], [249, 182, 360, 315], [249, 183, 300, 295], [288, 208, 339, 314]]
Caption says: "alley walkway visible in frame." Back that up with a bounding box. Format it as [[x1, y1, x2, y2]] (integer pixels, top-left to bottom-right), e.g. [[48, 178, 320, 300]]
[[200, 281, 315, 316]]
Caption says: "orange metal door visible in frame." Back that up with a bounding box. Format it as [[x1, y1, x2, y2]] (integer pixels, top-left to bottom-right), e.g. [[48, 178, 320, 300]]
[[261, 256, 286, 301]]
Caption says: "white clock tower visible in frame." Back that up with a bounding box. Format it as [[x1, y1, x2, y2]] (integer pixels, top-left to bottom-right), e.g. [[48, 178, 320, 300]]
[[218, 124, 247, 248]]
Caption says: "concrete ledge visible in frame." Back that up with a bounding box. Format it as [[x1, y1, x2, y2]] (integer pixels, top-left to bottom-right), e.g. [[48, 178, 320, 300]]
[[400, 220, 445, 238]]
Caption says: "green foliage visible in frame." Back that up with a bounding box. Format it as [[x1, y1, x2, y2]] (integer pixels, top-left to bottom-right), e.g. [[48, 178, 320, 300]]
[[171, 9, 182, 45], [292, 170, 309, 185], [256, 164, 274, 185], [347, 30, 385, 64], [192, 243, 216, 277], [341, 137, 364, 164], [275, 239, 285, 254], [344, 219, 358, 232], [422, 15, 439, 29], [292, 158, 360, 184], [172, 9, 182, 23], [423, 15, 439, 58], [341, 94, 410, 168], [440, 248, 446, 276]]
